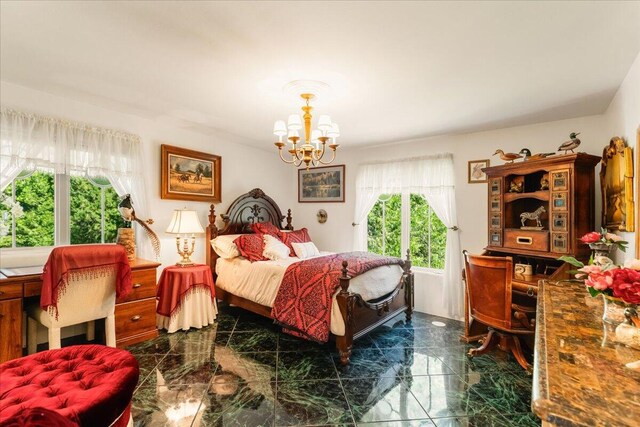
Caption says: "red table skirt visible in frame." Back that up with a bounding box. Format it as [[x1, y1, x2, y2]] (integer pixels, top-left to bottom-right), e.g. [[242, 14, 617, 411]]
[[156, 264, 215, 318]]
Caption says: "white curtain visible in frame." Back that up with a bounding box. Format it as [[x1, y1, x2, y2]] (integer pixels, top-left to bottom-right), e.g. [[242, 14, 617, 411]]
[[353, 153, 463, 319], [0, 109, 152, 257]]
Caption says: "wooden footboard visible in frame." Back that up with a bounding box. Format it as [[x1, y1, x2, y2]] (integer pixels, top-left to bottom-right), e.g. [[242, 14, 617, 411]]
[[335, 250, 415, 365]]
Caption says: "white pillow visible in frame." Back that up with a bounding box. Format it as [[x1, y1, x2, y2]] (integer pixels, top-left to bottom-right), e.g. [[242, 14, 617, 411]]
[[292, 241, 320, 259], [210, 234, 242, 259], [262, 235, 291, 261]]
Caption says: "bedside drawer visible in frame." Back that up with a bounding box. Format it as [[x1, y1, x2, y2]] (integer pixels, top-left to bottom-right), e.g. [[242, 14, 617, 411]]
[[0, 284, 23, 301], [117, 269, 156, 303], [115, 298, 156, 339]]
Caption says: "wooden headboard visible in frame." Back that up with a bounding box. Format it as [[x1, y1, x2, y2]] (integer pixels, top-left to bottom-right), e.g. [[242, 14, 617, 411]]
[[205, 188, 293, 273]]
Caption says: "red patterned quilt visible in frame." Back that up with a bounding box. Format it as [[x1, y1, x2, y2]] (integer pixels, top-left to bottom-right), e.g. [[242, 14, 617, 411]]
[[271, 251, 403, 342]]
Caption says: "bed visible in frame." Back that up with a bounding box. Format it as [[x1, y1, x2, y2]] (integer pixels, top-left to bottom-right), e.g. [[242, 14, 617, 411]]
[[205, 188, 414, 365]]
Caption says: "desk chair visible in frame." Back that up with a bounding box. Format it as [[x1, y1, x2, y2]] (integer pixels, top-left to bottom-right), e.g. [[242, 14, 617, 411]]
[[462, 250, 536, 372], [26, 245, 130, 353]]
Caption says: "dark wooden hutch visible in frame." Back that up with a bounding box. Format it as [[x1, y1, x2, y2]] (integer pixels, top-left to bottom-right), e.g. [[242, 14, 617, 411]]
[[463, 152, 601, 341]]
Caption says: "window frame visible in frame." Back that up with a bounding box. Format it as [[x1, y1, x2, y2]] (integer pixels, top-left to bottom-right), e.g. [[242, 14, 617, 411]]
[[367, 190, 446, 273], [1, 169, 120, 251]]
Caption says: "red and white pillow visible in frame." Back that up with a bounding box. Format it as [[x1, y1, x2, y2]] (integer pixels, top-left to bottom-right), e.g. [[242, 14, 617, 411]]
[[280, 228, 312, 256], [250, 222, 281, 238], [233, 234, 268, 262]]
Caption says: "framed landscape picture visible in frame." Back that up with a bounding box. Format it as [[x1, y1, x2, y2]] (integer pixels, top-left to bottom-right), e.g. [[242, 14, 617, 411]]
[[468, 159, 489, 183], [298, 165, 345, 203], [161, 144, 221, 202]]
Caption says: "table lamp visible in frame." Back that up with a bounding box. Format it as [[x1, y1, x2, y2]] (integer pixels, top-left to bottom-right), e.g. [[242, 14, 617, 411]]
[[166, 209, 205, 266]]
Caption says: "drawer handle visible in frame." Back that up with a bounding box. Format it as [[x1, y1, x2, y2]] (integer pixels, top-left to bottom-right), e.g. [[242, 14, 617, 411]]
[[131, 315, 142, 322], [516, 236, 533, 245], [133, 283, 142, 289], [0, 291, 4, 295], [527, 286, 535, 297]]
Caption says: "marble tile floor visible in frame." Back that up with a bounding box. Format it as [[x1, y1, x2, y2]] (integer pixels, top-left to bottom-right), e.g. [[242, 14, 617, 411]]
[[127, 305, 540, 427]]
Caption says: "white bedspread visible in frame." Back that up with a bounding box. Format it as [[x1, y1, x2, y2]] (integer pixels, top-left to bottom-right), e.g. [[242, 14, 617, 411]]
[[215, 252, 404, 336]]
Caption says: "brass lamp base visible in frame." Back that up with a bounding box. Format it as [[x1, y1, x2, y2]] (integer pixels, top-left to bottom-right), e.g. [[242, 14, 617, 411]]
[[175, 235, 197, 267]]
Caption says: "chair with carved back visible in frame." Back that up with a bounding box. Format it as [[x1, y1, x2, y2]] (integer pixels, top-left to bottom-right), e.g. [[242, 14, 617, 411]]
[[462, 250, 536, 372]]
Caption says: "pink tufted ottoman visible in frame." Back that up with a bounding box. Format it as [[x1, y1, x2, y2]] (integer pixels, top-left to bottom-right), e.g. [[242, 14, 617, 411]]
[[0, 345, 139, 427]]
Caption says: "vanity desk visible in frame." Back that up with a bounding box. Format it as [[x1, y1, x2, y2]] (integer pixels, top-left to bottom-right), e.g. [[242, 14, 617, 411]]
[[0, 258, 160, 363]]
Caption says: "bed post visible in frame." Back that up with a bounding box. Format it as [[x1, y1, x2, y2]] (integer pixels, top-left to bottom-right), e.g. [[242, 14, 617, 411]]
[[336, 260, 356, 366], [206, 204, 220, 276], [285, 209, 294, 230], [403, 249, 414, 322]]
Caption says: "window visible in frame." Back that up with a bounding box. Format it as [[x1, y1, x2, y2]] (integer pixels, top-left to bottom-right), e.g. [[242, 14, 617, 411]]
[[0, 169, 125, 249], [367, 193, 447, 270]]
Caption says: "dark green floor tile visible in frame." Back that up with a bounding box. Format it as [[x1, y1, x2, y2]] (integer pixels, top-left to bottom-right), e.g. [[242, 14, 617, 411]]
[[275, 379, 353, 426], [234, 312, 279, 332], [382, 347, 455, 376], [140, 353, 218, 387], [132, 383, 208, 426], [431, 415, 511, 427], [358, 420, 435, 426], [171, 330, 230, 354], [500, 412, 541, 426], [214, 312, 239, 332], [466, 372, 533, 414], [134, 354, 167, 388], [195, 378, 276, 426], [369, 327, 417, 349], [342, 377, 428, 423], [228, 330, 280, 352], [216, 351, 278, 382], [277, 351, 338, 381], [127, 332, 181, 355], [334, 348, 399, 379], [278, 333, 332, 352], [405, 375, 500, 419]]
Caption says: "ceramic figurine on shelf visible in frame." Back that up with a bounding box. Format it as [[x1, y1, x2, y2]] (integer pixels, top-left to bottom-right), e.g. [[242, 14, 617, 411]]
[[493, 149, 522, 163], [509, 177, 524, 193], [540, 174, 549, 190], [520, 206, 546, 228], [558, 132, 581, 154], [519, 149, 555, 161]]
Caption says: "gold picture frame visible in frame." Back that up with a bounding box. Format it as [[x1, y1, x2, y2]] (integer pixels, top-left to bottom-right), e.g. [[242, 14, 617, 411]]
[[468, 159, 489, 183], [636, 127, 639, 258], [600, 136, 634, 232], [161, 144, 222, 202]]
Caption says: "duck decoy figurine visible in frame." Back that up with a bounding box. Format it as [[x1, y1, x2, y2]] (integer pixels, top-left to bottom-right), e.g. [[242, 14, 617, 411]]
[[519, 148, 555, 161], [118, 194, 161, 260], [558, 132, 581, 154], [493, 149, 522, 163]]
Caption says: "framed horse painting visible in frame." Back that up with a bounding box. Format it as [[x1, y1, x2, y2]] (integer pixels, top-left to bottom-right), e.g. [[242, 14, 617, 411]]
[[161, 144, 222, 202]]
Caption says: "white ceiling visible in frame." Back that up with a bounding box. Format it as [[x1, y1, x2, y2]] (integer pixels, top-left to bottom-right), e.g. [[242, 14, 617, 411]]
[[1, 1, 639, 148]]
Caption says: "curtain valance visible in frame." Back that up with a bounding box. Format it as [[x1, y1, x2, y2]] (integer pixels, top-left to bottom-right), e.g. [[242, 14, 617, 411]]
[[0, 109, 142, 189]]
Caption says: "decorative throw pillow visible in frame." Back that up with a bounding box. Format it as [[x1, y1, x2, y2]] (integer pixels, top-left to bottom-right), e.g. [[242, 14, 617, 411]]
[[210, 234, 242, 259], [280, 228, 312, 256], [251, 222, 281, 238], [233, 234, 267, 262], [291, 241, 320, 259], [263, 235, 291, 261]]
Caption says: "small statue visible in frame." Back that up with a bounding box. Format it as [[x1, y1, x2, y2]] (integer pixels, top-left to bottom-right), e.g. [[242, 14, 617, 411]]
[[118, 194, 161, 260], [520, 206, 546, 228], [558, 132, 581, 154], [509, 180, 523, 193], [493, 149, 522, 163], [540, 174, 549, 190]]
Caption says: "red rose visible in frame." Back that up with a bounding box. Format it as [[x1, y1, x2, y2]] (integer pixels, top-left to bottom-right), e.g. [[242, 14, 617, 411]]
[[580, 231, 602, 244], [611, 268, 640, 304]]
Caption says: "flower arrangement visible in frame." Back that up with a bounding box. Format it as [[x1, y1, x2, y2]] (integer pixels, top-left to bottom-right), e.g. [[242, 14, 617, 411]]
[[0, 194, 24, 238], [579, 228, 628, 252], [560, 255, 640, 304]]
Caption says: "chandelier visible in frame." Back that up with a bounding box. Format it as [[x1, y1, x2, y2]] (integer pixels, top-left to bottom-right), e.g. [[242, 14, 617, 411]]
[[273, 93, 340, 169]]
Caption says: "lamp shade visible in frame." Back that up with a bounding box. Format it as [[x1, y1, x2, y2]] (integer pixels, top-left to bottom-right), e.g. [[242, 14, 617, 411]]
[[166, 209, 205, 234], [287, 115, 302, 130], [273, 120, 287, 136], [317, 115, 332, 131], [327, 123, 340, 138]]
